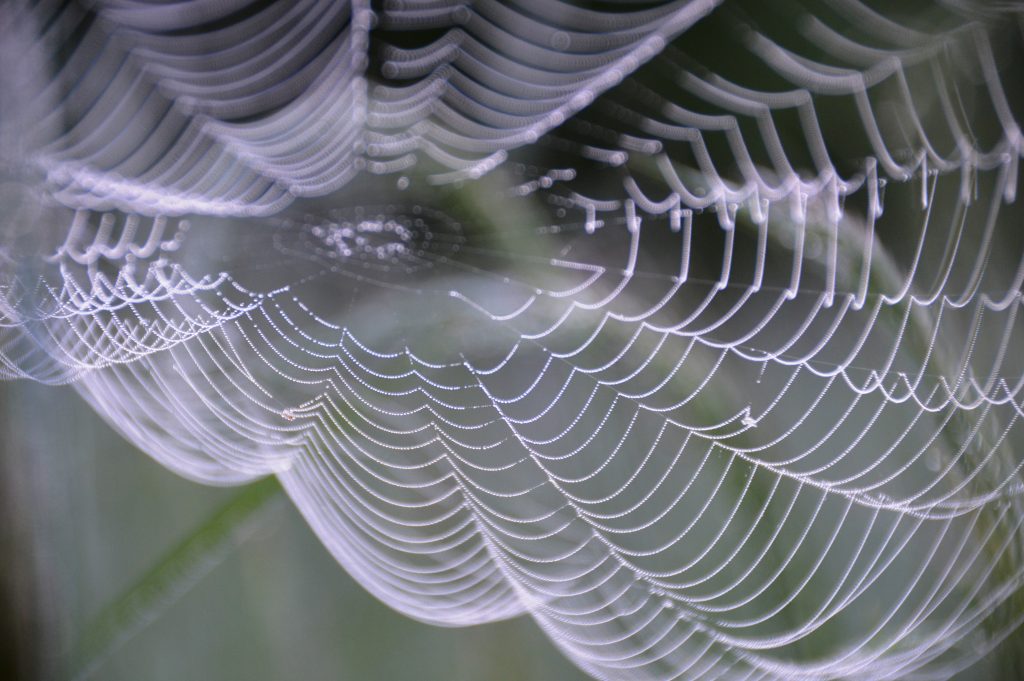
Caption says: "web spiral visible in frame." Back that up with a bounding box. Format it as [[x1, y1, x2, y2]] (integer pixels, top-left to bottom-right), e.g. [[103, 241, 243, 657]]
[[2, 1, 1024, 679]]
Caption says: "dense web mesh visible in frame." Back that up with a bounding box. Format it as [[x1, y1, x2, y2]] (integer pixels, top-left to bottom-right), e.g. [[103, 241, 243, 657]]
[[2, 1, 1024, 679]]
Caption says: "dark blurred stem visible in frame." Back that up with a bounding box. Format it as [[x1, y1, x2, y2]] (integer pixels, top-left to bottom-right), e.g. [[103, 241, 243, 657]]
[[0, 389, 52, 681]]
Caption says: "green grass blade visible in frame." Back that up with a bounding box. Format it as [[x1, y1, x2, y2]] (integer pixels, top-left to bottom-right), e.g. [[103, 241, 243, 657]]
[[70, 476, 283, 681]]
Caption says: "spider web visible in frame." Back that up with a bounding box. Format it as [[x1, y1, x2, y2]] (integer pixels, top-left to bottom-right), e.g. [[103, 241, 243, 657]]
[[2, 1, 1024, 679]]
